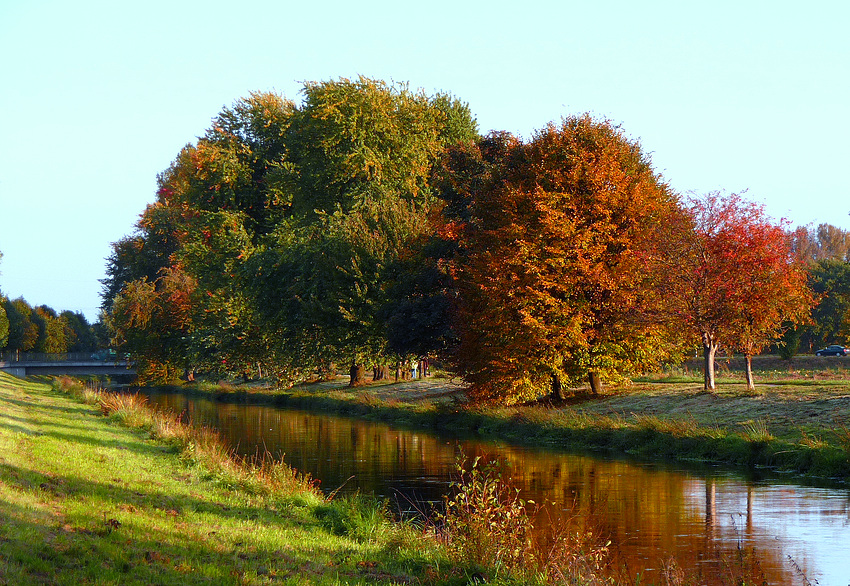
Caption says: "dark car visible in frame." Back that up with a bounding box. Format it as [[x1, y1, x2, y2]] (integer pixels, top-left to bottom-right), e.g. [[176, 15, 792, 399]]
[[815, 345, 849, 356]]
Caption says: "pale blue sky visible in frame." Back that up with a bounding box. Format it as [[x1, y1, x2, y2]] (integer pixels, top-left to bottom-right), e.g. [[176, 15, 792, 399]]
[[1, 0, 848, 321]]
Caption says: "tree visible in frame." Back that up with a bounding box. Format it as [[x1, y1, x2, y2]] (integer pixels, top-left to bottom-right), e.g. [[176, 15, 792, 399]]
[[437, 118, 681, 402], [805, 259, 850, 349], [0, 251, 6, 349], [247, 78, 477, 385], [5, 298, 39, 353], [662, 192, 813, 391], [33, 305, 68, 354], [60, 311, 99, 352], [102, 78, 477, 384], [105, 269, 195, 382], [0, 296, 7, 350], [789, 223, 850, 264]]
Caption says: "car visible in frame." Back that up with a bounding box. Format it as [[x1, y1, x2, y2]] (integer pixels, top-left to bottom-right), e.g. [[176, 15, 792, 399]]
[[815, 345, 849, 356]]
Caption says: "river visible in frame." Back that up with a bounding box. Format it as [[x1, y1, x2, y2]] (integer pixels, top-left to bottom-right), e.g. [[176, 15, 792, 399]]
[[139, 388, 850, 585]]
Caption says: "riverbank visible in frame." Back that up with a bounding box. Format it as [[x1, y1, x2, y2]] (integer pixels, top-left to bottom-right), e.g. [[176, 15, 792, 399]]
[[0, 372, 487, 585], [1, 371, 798, 584], [198, 356, 850, 483]]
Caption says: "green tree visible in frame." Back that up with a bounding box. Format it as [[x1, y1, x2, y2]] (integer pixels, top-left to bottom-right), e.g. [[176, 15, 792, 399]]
[[287, 77, 474, 218], [33, 305, 68, 354], [157, 92, 297, 237], [0, 296, 8, 350], [5, 298, 39, 352], [249, 78, 477, 384], [102, 78, 477, 384], [806, 259, 850, 349], [60, 311, 98, 352], [0, 252, 7, 349]]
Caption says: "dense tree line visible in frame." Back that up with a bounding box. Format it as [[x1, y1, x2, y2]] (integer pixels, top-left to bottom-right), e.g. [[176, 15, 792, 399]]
[[101, 77, 818, 399], [783, 224, 850, 353], [0, 296, 100, 355], [0, 252, 101, 355]]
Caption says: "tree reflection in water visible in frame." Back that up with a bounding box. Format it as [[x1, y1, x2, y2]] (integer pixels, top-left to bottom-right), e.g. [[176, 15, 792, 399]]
[[141, 390, 846, 585]]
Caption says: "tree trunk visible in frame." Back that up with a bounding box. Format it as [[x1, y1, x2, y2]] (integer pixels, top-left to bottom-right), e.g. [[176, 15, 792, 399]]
[[551, 372, 567, 402], [349, 362, 366, 387], [588, 371, 602, 395], [703, 337, 718, 391], [744, 354, 755, 391], [373, 365, 389, 381]]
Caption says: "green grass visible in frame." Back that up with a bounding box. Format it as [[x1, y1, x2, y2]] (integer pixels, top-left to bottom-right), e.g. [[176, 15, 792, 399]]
[[0, 371, 789, 585], [0, 372, 476, 586]]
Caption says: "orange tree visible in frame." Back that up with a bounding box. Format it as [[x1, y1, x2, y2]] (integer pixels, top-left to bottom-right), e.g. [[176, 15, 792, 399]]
[[436, 118, 682, 403], [661, 192, 813, 391]]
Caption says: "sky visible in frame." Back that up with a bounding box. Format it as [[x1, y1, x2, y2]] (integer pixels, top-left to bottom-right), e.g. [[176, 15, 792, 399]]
[[1, 0, 848, 322]]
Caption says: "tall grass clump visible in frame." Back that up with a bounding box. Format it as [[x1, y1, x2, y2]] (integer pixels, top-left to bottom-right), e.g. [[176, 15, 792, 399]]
[[52, 377, 320, 502], [437, 455, 613, 584], [54, 375, 101, 405]]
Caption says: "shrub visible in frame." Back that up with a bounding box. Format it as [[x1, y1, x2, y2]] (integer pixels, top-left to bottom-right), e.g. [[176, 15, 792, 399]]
[[438, 455, 613, 584]]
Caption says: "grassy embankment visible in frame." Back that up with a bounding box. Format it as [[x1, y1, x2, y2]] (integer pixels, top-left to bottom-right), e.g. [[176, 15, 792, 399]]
[[0, 371, 493, 586], [203, 355, 850, 483], [0, 370, 784, 585]]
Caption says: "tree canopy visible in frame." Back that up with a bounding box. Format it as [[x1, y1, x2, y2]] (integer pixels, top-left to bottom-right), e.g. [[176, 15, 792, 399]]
[[102, 77, 478, 384], [659, 192, 812, 390], [101, 78, 819, 399], [434, 118, 682, 402]]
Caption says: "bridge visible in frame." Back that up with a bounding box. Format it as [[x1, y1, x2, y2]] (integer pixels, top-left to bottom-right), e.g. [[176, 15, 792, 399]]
[[0, 352, 136, 378]]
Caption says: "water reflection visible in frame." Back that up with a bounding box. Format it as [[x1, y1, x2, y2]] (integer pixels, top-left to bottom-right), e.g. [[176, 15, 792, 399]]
[[141, 390, 850, 585]]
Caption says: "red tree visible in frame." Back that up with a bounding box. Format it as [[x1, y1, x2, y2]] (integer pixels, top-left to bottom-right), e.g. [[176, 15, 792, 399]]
[[663, 192, 813, 390]]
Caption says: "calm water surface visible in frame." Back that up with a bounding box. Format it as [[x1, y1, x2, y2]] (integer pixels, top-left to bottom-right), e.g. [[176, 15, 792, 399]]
[[140, 389, 850, 585]]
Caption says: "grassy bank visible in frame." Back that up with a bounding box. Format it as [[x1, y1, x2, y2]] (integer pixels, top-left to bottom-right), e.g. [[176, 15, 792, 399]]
[[191, 356, 850, 483], [0, 372, 482, 585], [0, 372, 788, 584]]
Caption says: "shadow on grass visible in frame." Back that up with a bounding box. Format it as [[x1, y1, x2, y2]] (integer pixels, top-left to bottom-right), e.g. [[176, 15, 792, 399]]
[[0, 480, 339, 586]]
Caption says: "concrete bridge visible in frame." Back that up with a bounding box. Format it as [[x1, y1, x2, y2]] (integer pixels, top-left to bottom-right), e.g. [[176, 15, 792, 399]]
[[0, 352, 136, 378]]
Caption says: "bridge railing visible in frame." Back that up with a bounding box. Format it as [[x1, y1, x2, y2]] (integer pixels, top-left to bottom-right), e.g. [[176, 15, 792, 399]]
[[1, 351, 107, 364]]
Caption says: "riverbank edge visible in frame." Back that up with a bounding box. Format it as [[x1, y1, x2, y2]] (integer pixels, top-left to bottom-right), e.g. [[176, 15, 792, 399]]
[[172, 379, 850, 484], [2, 372, 502, 586]]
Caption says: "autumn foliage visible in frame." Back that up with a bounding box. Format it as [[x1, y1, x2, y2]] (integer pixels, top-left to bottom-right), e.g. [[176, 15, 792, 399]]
[[659, 192, 812, 390], [101, 79, 815, 399], [435, 118, 682, 402]]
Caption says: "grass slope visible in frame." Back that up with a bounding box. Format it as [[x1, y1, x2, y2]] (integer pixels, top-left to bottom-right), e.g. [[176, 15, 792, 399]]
[[0, 372, 462, 586]]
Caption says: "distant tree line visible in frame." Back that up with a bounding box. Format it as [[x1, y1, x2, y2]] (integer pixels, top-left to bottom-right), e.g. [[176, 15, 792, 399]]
[[0, 252, 102, 355], [783, 224, 850, 354], [0, 297, 101, 355], [100, 77, 833, 400]]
